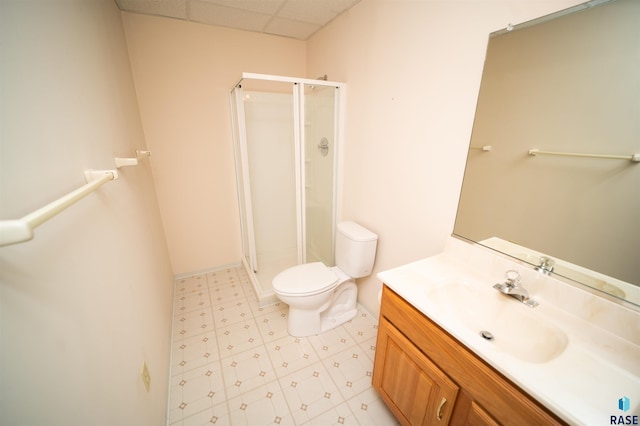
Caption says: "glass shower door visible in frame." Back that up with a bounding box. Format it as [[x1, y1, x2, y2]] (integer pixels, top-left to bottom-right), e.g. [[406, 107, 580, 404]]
[[234, 79, 301, 289], [230, 86, 256, 272], [303, 84, 337, 265]]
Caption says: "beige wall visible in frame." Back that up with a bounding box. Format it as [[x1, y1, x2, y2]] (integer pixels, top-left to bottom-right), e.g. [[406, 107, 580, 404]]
[[306, 0, 585, 316], [0, 1, 173, 425], [121, 13, 307, 275], [119, 1, 586, 317]]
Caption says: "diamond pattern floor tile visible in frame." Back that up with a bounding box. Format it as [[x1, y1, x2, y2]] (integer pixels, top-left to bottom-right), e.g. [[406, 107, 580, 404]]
[[167, 266, 398, 426]]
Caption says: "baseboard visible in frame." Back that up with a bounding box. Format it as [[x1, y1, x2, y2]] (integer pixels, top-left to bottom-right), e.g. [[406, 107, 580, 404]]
[[173, 262, 241, 280]]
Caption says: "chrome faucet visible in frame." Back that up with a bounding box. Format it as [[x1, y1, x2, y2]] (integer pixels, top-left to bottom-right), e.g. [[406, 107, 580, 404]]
[[493, 270, 538, 307], [535, 256, 555, 275]]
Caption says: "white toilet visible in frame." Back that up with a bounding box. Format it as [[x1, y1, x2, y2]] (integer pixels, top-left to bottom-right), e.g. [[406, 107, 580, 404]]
[[272, 221, 378, 337]]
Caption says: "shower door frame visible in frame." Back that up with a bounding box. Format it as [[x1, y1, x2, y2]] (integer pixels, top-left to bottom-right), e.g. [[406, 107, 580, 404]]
[[231, 73, 345, 302]]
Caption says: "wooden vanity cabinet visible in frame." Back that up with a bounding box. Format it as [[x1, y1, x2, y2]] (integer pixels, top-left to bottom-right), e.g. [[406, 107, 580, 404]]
[[372, 286, 565, 426], [374, 316, 459, 424]]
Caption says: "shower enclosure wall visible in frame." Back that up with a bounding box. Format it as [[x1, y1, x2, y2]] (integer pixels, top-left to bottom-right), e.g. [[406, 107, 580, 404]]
[[230, 73, 345, 305]]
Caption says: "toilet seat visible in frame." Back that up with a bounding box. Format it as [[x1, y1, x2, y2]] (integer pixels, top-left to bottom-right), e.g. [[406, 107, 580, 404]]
[[273, 262, 339, 296]]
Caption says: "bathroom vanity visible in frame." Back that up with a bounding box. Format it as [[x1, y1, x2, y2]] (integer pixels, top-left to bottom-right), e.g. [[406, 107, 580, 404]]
[[374, 285, 563, 425], [372, 237, 640, 425]]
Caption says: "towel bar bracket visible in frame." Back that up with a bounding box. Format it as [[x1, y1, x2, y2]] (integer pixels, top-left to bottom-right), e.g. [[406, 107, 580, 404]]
[[85, 169, 119, 182]]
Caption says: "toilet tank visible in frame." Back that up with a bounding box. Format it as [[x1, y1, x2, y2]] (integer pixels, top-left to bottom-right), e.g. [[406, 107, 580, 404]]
[[335, 221, 378, 278]]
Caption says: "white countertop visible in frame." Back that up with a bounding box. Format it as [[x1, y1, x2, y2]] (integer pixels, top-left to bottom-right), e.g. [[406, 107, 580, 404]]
[[377, 237, 640, 426]]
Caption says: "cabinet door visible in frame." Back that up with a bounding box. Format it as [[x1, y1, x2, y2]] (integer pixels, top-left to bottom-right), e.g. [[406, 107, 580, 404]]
[[463, 402, 500, 426], [450, 391, 500, 426], [373, 318, 459, 425]]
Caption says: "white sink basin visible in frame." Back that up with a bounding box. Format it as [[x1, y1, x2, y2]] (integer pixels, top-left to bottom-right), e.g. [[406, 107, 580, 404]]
[[378, 238, 640, 425], [427, 283, 568, 363]]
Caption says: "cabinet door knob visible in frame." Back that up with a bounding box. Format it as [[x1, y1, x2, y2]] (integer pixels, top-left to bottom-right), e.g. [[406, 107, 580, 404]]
[[437, 396, 447, 421]]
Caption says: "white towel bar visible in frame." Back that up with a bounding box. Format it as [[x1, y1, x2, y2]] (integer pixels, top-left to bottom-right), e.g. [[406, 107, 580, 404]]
[[528, 148, 640, 162], [470, 145, 492, 151], [114, 157, 138, 168], [0, 170, 117, 247]]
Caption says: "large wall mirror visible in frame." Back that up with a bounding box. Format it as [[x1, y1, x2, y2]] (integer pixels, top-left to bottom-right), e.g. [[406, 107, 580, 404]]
[[454, 0, 639, 306]]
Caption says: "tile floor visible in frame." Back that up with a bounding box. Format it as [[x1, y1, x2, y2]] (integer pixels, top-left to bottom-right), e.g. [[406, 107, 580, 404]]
[[168, 266, 399, 426]]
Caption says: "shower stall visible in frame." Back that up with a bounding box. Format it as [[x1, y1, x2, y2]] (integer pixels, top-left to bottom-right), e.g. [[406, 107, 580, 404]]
[[230, 73, 345, 305]]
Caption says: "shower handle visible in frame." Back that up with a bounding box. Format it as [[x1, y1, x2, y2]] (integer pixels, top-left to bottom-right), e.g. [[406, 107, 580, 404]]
[[317, 137, 329, 157]]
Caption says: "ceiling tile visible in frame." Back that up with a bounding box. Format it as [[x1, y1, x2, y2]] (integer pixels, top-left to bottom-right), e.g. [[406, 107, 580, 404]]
[[115, 0, 363, 40], [264, 16, 321, 40], [278, 0, 337, 25], [279, 0, 360, 25], [189, 1, 271, 31], [115, 0, 187, 19], [195, 0, 286, 15]]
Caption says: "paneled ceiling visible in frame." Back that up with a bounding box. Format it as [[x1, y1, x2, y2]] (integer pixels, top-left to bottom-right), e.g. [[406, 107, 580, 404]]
[[114, 0, 362, 40]]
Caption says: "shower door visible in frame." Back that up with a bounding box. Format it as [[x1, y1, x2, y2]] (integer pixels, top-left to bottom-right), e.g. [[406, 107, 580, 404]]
[[303, 84, 337, 265], [231, 73, 342, 299]]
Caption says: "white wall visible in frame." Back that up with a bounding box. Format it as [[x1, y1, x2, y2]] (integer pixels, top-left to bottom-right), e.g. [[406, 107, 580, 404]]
[[0, 1, 174, 425], [306, 0, 585, 317], [121, 13, 307, 275]]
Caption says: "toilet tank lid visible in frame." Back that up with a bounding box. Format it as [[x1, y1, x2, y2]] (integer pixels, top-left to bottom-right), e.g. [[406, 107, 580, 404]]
[[337, 221, 378, 242]]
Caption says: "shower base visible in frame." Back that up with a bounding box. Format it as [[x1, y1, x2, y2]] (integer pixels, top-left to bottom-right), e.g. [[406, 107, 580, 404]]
[[241, 250, 298, 306]]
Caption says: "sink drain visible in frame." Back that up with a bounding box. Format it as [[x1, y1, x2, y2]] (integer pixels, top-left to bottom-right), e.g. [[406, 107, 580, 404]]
[[480, 330, 494, 341]]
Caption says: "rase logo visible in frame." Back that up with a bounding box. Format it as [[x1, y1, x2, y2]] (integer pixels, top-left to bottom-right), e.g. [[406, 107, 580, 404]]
[[611, 396, 638, 425]]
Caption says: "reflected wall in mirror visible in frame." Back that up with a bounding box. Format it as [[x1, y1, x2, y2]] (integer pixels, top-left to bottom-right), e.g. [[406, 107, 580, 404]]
[[454, 0, 640, 306]]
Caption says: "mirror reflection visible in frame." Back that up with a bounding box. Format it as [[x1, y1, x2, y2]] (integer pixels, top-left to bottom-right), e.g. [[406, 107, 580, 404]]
[[453, 0, 640, 305]]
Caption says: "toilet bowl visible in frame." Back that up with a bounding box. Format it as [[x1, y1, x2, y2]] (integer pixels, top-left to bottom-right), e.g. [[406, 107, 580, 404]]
[[272, 221, 377, 337], [273, 263, 357, 336]]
